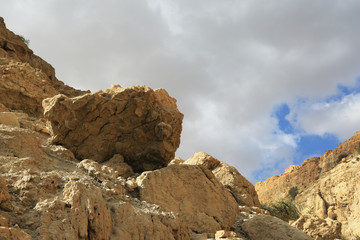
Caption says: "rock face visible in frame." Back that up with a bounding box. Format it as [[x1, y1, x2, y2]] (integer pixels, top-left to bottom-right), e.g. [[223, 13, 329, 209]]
[[256, 131, 360, 238], [136, 164, 239, 233], [0, 114, 192, 240], [0, 17, 85, 117], [43, 85, 184, 171], [291, 215, 341, 240], [255, 157, 321, 203], [185, 152, 260, 207]]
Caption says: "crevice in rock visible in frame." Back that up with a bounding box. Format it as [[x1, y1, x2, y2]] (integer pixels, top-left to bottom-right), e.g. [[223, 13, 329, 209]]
[[317, 190, 329, 215]]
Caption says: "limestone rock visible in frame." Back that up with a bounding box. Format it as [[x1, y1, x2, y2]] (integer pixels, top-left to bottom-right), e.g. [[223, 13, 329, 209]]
[[43, 85, 184, 172], [36, 181, 112, 239], [186, 152, 260, 207], [0, 59, 59, 116], [240, 214, 312, 240], [0, 117, 191, 240], [103, 154, 134, 178], [110, 200, 192, 240], [291, 215, 341, 240], [136, 164, 239, 233], [255, 157, 321, 203], [215, 230, 237, 239], [319, 131, 360, 174], [294, 155, 360, 238], [168, 157, 185, 165]]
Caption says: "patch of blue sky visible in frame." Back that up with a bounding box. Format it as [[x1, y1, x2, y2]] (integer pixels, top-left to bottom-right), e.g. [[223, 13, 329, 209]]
[[256, 80, 360, 182], [326, 77, 360, 102], [293, 133, 340, 165], [272, 103, 294, 134]]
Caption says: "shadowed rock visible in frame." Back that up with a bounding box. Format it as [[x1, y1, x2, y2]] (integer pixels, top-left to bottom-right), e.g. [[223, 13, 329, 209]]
[[43, 85, 183, 172]]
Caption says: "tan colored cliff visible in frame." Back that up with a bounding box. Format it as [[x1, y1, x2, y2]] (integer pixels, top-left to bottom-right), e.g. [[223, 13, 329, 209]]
[[256, 132, 360, 238]]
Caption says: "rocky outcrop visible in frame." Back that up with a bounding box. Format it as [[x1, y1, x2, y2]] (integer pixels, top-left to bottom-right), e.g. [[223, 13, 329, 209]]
[[0, 59, 59, 116], [185, 152, 260, 207], [0, 17, 85, 117], [136, 164, 239, 233], [43, 85, 183, 171], [291, 215, 341, 240], [294, 154, 360, 238], [0, 112, 192, 239], [256, 131, 360, 239], [255, 157, 321, 203]]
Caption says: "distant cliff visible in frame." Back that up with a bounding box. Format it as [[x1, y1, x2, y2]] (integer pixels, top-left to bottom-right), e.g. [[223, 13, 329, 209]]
[[256, 131, 360, 238]]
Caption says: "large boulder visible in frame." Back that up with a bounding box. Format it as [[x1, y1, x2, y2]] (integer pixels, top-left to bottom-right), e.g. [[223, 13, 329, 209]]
[[239, 214, 312, 240], [185, 152, 260, 207], [136, 164, 239, 233], [43, 85, 183, 172]]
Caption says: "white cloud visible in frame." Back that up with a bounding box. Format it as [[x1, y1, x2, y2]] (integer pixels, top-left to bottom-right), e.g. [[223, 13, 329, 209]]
[[288, 93, 360, 141], [1, 0, 360, 182]]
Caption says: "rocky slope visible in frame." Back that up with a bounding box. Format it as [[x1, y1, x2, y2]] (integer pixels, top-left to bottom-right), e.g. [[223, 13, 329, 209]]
[[0, 17, 315, 239], [256, 132, 360, 238]]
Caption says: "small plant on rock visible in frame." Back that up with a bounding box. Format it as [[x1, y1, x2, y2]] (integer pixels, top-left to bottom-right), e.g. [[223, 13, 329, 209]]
[[337, 153, 348, 163], [288, 186, 299, 200], [18, 35, 30, 46], [260, 199, 300, 222]]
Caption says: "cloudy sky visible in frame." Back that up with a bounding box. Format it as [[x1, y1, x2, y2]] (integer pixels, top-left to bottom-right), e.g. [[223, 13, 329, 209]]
[[1, 0, 360, 182]]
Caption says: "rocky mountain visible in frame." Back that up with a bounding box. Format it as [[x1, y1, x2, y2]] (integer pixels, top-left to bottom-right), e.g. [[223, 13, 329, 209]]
[[256, 132, 360, 239], [0, 17, 332, 239]]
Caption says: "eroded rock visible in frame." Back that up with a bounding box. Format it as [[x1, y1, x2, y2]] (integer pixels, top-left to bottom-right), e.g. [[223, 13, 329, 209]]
[[291, 215, 341, 240], [136, 164, 239, 233], [43, 85, 183, 172], [186, 152, 260, 207]]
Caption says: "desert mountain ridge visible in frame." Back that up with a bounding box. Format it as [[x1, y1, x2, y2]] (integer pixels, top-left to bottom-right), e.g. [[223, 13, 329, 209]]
[[0, 16, 357, 240]]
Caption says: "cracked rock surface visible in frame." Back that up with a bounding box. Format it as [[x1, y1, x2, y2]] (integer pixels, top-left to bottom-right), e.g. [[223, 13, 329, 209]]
[[43, 85, 183, 172]]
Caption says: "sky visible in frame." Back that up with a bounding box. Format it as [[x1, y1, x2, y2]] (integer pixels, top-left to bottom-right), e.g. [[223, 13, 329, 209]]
[[1, 0, 360, 182]]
